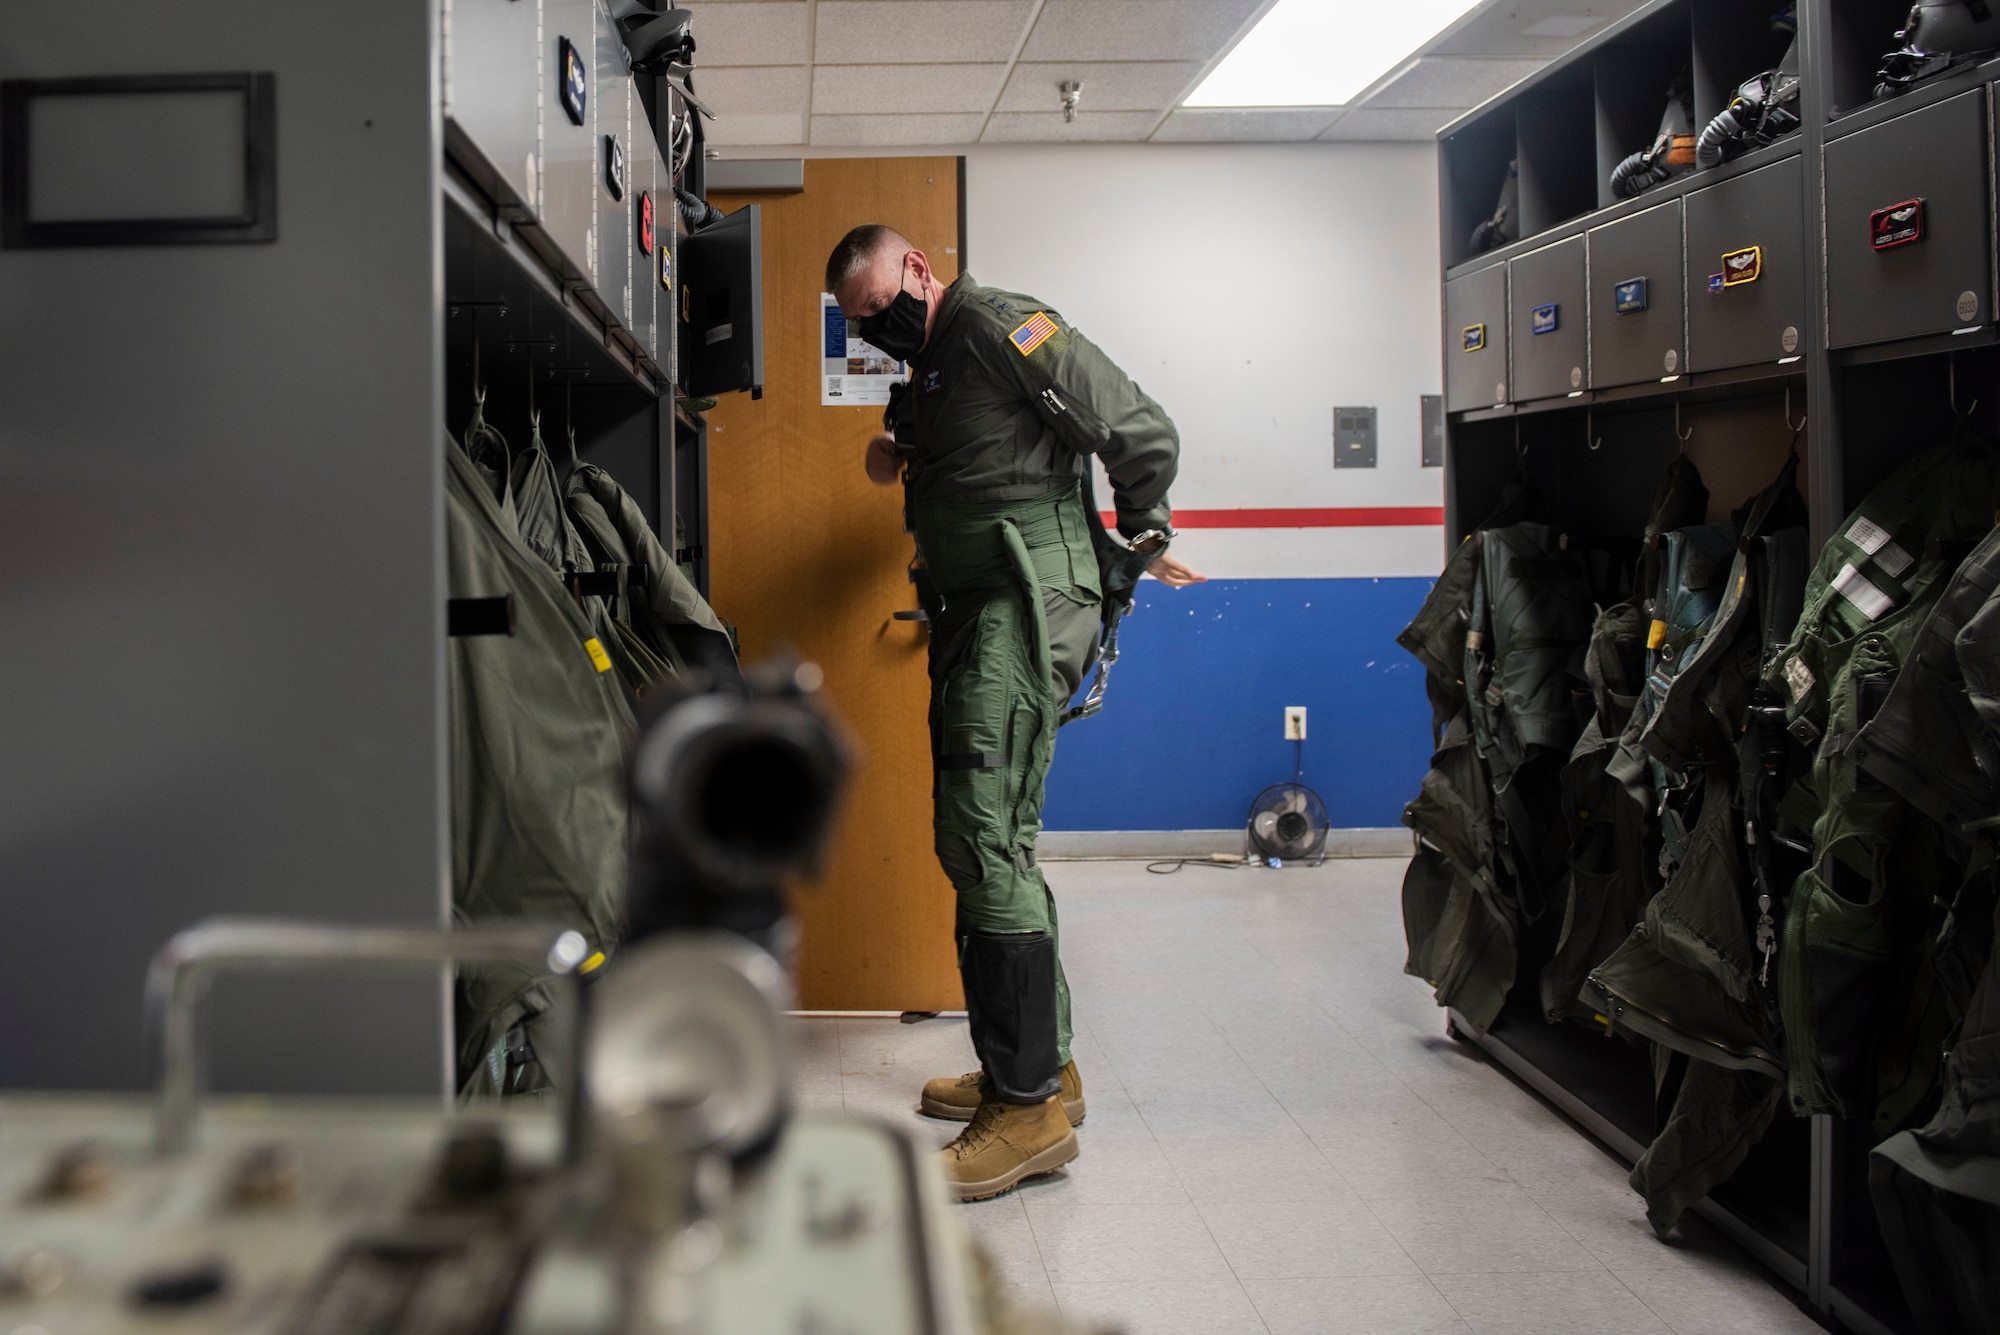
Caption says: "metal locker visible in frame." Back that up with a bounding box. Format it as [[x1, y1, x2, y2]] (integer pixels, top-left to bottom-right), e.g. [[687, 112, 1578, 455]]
[[443, 0, 542, 216], [594, 4, 632, 331], [1825, 87, 1992, 348], [1444, 263, 1509, 412], [1684, 155, 1808, 371], [1587, 199, 1685, 389], [1509, 235, 1587, 403], [540, 0, 598, 284]]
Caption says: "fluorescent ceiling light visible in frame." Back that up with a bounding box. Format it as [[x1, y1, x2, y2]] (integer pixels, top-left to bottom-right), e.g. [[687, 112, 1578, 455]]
[[1185, 0, 1483, 107]]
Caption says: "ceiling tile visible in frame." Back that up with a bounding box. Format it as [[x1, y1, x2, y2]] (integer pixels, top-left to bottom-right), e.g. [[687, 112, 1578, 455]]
[[997, 61, 1200, 113], [810, 112, 988, 146], [811, 63, 1009, 114], [705, 112, 809, 147], [685, 3, 810, 67], [693, 66, 811, 116], [1318, 106, 1455, 142], [1020, 0, 1264, 62], [980, 111, 1158, 143], [1365, 57, 1544, 110], [1428, 2, 1638, 60], [1151, 107, 1341, 143], [814, 2, 1034, 65]]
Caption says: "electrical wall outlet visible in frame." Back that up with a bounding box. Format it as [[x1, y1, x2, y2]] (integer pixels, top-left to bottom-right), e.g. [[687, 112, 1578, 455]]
[[1284, 706, 1307, 741]]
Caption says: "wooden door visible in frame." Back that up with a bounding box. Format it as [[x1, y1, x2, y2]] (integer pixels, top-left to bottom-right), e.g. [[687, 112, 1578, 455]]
[[708, 157, 962, 1011]]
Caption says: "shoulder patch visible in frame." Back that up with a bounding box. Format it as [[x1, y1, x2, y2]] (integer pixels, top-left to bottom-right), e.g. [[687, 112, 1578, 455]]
[[1009, 311, 1058, 357]]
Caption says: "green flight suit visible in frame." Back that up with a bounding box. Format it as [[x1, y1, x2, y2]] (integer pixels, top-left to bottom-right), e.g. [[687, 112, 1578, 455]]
[[892, 274, 1178, 1104]]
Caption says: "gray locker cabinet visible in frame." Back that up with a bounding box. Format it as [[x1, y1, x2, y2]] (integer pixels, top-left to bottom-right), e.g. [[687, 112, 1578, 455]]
[[595, 5, 632, 331], [1684, 155, 1808, 371], [541, 0, 598, 284], [1444, 263, 1509, 412], [1825, 87, 1992, 348], [1587, 199, 1686, 388], [1509, 235, 1588, 403], [443, 0, 542, 216]]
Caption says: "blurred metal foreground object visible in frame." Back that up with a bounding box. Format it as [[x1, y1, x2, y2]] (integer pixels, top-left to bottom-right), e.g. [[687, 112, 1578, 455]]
[[0, 662, 1097, 1333]]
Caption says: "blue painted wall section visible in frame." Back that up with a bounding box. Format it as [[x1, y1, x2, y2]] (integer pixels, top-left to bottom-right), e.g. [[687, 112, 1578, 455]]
[[1043, 577, 1437, 832]]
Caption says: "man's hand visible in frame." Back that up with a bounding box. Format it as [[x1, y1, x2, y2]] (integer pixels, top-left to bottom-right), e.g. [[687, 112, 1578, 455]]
[[865, 432, 903, 485], [1147, 553, 1207, 588]]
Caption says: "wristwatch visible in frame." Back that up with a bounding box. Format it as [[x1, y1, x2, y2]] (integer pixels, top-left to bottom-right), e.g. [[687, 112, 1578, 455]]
[[1129, 527, 1174, 557]]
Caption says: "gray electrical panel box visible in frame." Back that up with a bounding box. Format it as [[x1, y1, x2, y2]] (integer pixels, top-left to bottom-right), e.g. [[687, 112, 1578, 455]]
[[1421, 395, 1445, 467], [1334, 406, 1378, 469]]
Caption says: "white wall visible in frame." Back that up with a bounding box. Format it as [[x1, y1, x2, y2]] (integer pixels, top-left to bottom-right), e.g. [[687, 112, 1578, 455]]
[[963, 142, 1445, 578]]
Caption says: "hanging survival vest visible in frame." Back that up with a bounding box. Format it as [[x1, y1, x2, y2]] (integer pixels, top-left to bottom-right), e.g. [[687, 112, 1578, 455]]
[[1463, 522, 1596, 928], [1581, 455, 1810, 1237], [1768, 435, 2000, 1131], [1399, 488, 1537, 1032], [1541, 456, 1709, 1023], [1868, 566, 2000, 1331]]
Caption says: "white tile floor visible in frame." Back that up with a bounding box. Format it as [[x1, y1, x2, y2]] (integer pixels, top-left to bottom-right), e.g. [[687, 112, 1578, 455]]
[[791, 858, 1827, 1335]]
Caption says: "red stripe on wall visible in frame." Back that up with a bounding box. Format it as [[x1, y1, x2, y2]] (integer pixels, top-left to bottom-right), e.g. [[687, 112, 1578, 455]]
[[1101, 507, 1445, 529]]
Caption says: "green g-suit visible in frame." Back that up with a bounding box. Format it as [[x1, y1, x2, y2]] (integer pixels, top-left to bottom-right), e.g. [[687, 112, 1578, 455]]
[[888, 275, 1179, 1104]]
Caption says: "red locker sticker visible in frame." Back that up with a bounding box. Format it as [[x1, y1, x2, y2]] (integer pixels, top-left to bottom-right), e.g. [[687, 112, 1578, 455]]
[[1870, 198, 1925, 251]]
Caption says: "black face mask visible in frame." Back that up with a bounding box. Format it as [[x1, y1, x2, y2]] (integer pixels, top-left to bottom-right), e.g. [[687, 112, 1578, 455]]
[[856, 269, 929, 362]]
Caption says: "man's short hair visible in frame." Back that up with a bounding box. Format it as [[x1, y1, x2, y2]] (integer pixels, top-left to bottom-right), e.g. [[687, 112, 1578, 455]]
[[825, 224, 909, 293]]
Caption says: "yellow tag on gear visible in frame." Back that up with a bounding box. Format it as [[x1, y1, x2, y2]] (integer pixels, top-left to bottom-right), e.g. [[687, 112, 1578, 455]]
[[581, 951, 607, 974], [1009, 311, 1058, 356], [584, 637, 613, 673], [1647, 619, 1669, 649]]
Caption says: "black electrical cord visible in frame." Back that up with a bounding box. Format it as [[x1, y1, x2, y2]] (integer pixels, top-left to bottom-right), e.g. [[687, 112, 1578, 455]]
[[1146, 857, 1255, 875]]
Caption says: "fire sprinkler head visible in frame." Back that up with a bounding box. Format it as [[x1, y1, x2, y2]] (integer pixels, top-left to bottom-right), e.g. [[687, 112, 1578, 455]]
[[1059, 80, 1082, 123]]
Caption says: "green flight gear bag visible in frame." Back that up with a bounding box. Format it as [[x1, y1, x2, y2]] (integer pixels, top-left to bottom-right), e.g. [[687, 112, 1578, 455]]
[[446, 432, 630, 1099], [505, 425, 666, 703], [563, 459, 740, 678], [1769, 436, 2000, 1128]]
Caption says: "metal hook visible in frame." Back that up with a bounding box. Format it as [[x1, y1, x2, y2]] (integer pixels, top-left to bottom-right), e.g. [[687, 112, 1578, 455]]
[[1673, 400, 1693, 449], [1784, 383, 1806, 433], [1586, 407, 1602, 451], [1950, 353, 1979, 418]]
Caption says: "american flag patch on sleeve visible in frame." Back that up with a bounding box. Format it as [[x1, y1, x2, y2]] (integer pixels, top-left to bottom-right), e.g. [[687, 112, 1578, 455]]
[[1009, 311, 1058, 356]]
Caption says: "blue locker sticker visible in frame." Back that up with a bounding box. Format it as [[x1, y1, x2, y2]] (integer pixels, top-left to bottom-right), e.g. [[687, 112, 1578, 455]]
[[1614, 278, 1648, 313], [1462, 324, 1486, 352], [1530, 303, 1559, 335], [1709, 272, 1725, 294], [559, 37, 587, 126]]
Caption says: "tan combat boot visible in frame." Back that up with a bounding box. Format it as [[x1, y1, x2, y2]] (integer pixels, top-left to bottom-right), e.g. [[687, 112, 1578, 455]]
[[937, 1096, 1078, 1201], [921, 1060, 1087, 1126]]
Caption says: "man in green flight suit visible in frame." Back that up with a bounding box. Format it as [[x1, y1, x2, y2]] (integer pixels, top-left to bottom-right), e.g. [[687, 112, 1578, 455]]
[[829, 225, 1204, 1200]]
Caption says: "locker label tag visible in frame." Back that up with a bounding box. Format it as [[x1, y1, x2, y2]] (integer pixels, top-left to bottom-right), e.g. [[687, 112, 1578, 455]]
[[638, 192, 654, 256], [1461, 324, 1486, 352], [1530, 303, 1559, 335], [1870, 198, 1925, 251], [1721, 246, 1762, 287], [559, 37, 587, 126], [1614, 278, 1648, 313]]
